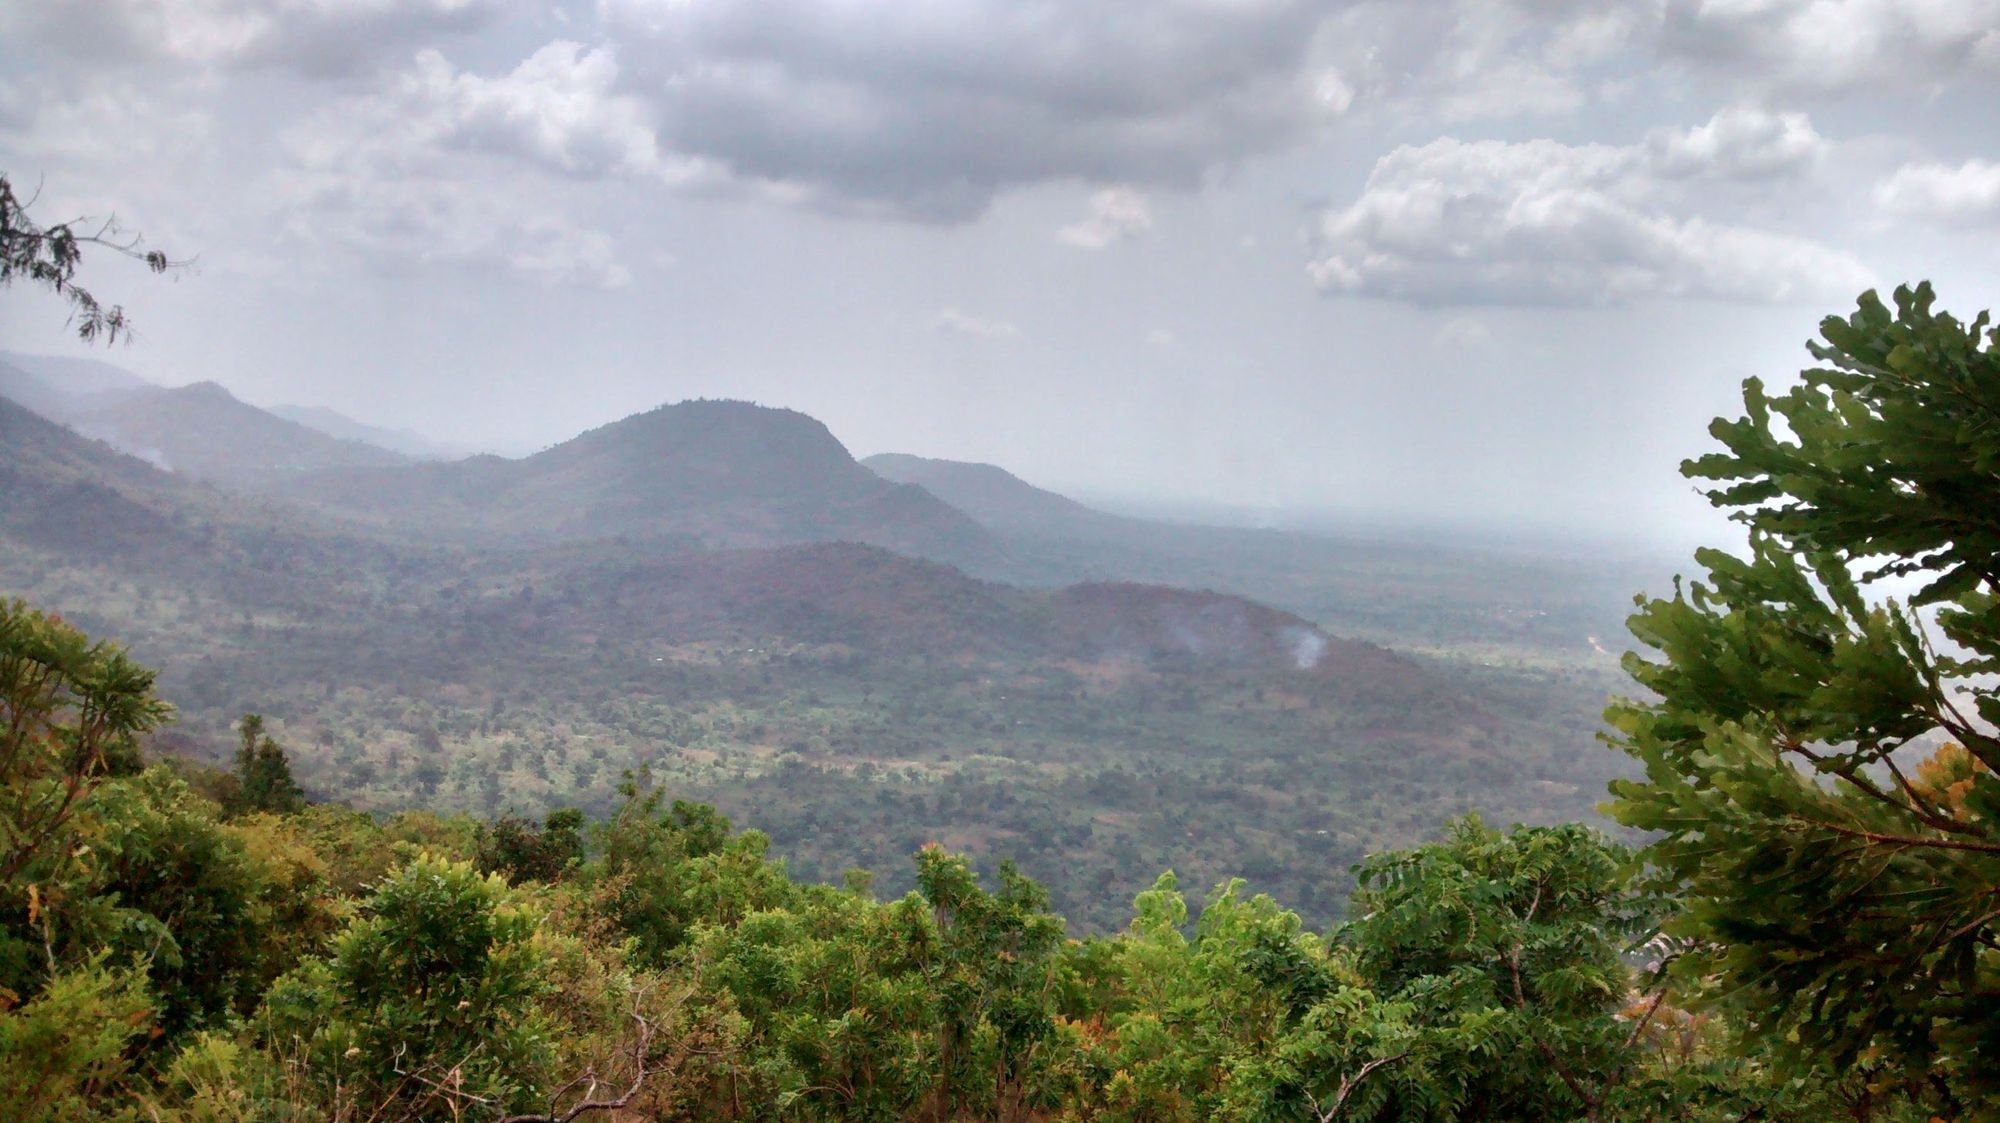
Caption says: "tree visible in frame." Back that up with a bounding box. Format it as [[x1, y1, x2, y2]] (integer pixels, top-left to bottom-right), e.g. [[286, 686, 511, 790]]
[[0, 599, 172, 1001], [263, 854, 555, 1121], [1217, 820, 1656, 1123], [477, 807, 584, 885], [0, 173, 176, 344], [1606, 282, 1998, 1114], [228, 713, 303, 816], [0, 599, 170, 883]]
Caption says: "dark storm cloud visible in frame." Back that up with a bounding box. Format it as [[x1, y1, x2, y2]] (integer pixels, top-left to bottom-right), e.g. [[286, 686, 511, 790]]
[[3, 0, 510, 78], [1659, 0, 2000, 94], [599, 0, 1359, 219]]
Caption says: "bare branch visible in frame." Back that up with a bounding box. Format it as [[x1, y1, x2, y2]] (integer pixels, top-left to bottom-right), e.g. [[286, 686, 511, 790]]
[[496, 1001, 659, 1123]]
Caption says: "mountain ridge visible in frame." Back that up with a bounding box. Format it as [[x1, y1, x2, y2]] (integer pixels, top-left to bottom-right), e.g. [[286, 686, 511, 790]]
[[276, 398, 1004, 566]]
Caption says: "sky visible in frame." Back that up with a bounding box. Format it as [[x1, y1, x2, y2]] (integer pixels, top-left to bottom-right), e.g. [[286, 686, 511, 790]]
[[2, 0, 1998, 549]]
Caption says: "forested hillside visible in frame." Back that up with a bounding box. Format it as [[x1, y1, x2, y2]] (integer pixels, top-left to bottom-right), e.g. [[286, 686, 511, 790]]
[[0, 358, 1630, 929]]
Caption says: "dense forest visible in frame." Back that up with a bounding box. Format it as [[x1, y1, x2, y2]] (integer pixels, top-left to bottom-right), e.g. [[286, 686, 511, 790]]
[[2, 280, 1997, 1121]]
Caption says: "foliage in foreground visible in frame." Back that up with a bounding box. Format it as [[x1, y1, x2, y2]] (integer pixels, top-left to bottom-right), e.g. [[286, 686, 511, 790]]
[[1607, 283, 2000, 1114]]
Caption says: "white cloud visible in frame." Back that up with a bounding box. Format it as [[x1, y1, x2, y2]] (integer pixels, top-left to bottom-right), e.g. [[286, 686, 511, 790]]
[[1877, 158, 2000, 224], [1059, 187, 1156, 249], [1308, 120, 1874, 306], [289, 43, 693, 184], [268, 44, 680, 287], [934, 308, 1022, 340], [1644, 106, 1825, 180], [1316, 1, 1649, 123]]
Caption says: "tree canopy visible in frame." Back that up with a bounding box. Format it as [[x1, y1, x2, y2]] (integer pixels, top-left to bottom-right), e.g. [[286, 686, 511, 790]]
[[1607, 282, 2000, 1113]]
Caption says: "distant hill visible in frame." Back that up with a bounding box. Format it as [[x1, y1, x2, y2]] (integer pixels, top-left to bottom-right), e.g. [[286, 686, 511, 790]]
[[279, 399, 1002, 565], [0, 353, 413, 488], [0, 358, 81, 419], [0, 350, 153, 396], [866, 450, 1641, 653], [507, 540, 1393, 674], [49, 381, 410, 485], [0, 395, 1624, 930], [0, 393, 442, 616], [863, 453, 1121, 536], [270, 403, 464, 460], [0, 392, 192, 591]]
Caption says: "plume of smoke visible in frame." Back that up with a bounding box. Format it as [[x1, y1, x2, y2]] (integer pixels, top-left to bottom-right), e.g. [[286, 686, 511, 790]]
[[1285, 627, 1328, 670]]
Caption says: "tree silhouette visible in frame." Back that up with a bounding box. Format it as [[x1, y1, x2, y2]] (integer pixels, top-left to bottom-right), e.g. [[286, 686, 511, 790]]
[[0, 172, 179, 343]]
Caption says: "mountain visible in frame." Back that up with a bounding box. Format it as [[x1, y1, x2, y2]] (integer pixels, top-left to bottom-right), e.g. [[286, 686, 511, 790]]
[[279, 399, 1001, 564], [0, 394, 1623, 929], [0, 391, 233, 560], [0, 354, 418, 487], [0, 358, 80, 419], [0, 350, 153, 395], [50, 381, 410, 485], [862, 453, 1123, 536], [270, 403, 464, 460]]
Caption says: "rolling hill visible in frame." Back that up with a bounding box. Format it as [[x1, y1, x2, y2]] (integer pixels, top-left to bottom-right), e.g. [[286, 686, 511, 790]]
[[1, 383, 1628, 928], [278, 399, 1002, 565], [0, 361, 412, 487], [270, 402, 465, 460], [50, 381, 411, 484], [0, 349, 153, 395]]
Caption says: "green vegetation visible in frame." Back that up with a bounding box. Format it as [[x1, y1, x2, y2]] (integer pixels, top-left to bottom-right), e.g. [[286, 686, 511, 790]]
[[1608, 282, 2000, 1109], [0, 621, 1933, 1119], [0, 499, 1625, 930]]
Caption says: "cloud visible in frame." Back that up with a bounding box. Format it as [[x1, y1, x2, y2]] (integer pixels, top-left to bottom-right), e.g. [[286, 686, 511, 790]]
[[287, 42, 694, 183], [934, 308, 1022, 340], [1644, 106, 1825, 180], [1059, 187, 1156, 249], [0, 81, 212, 174], [1435, 316, 1493, 349], [1877, 158, 2000, 224], [1313, 1, 1648, 123], [4, 0, 509, 78], [1307, 113, 1874, 305], [269, 43, 674, 287], [1659, 0, 2000, 93], [598, 0, 1355, 220]]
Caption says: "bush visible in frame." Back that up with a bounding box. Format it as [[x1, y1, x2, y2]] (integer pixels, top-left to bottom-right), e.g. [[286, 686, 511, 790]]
[[262, 854, 553, 1121]]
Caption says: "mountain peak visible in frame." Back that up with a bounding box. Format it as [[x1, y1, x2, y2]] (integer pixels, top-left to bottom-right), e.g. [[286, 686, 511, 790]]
[[174, 380, 240, 402], [277, 399, 1002, 566]]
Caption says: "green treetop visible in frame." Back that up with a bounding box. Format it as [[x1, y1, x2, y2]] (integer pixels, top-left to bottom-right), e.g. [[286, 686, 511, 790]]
[[1606, 282, 2000, 1113]]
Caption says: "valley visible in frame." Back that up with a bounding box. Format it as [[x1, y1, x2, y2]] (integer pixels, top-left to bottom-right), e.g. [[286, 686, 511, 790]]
[[0, 353, 1642, 930]]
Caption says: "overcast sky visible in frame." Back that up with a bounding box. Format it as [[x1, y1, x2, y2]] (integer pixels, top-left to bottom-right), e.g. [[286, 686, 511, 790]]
[[3, 0, 1997, 548]]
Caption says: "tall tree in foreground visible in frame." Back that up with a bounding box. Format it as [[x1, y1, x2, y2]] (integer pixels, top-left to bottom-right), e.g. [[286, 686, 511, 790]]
[[1606, 282, 1999, 1113]]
